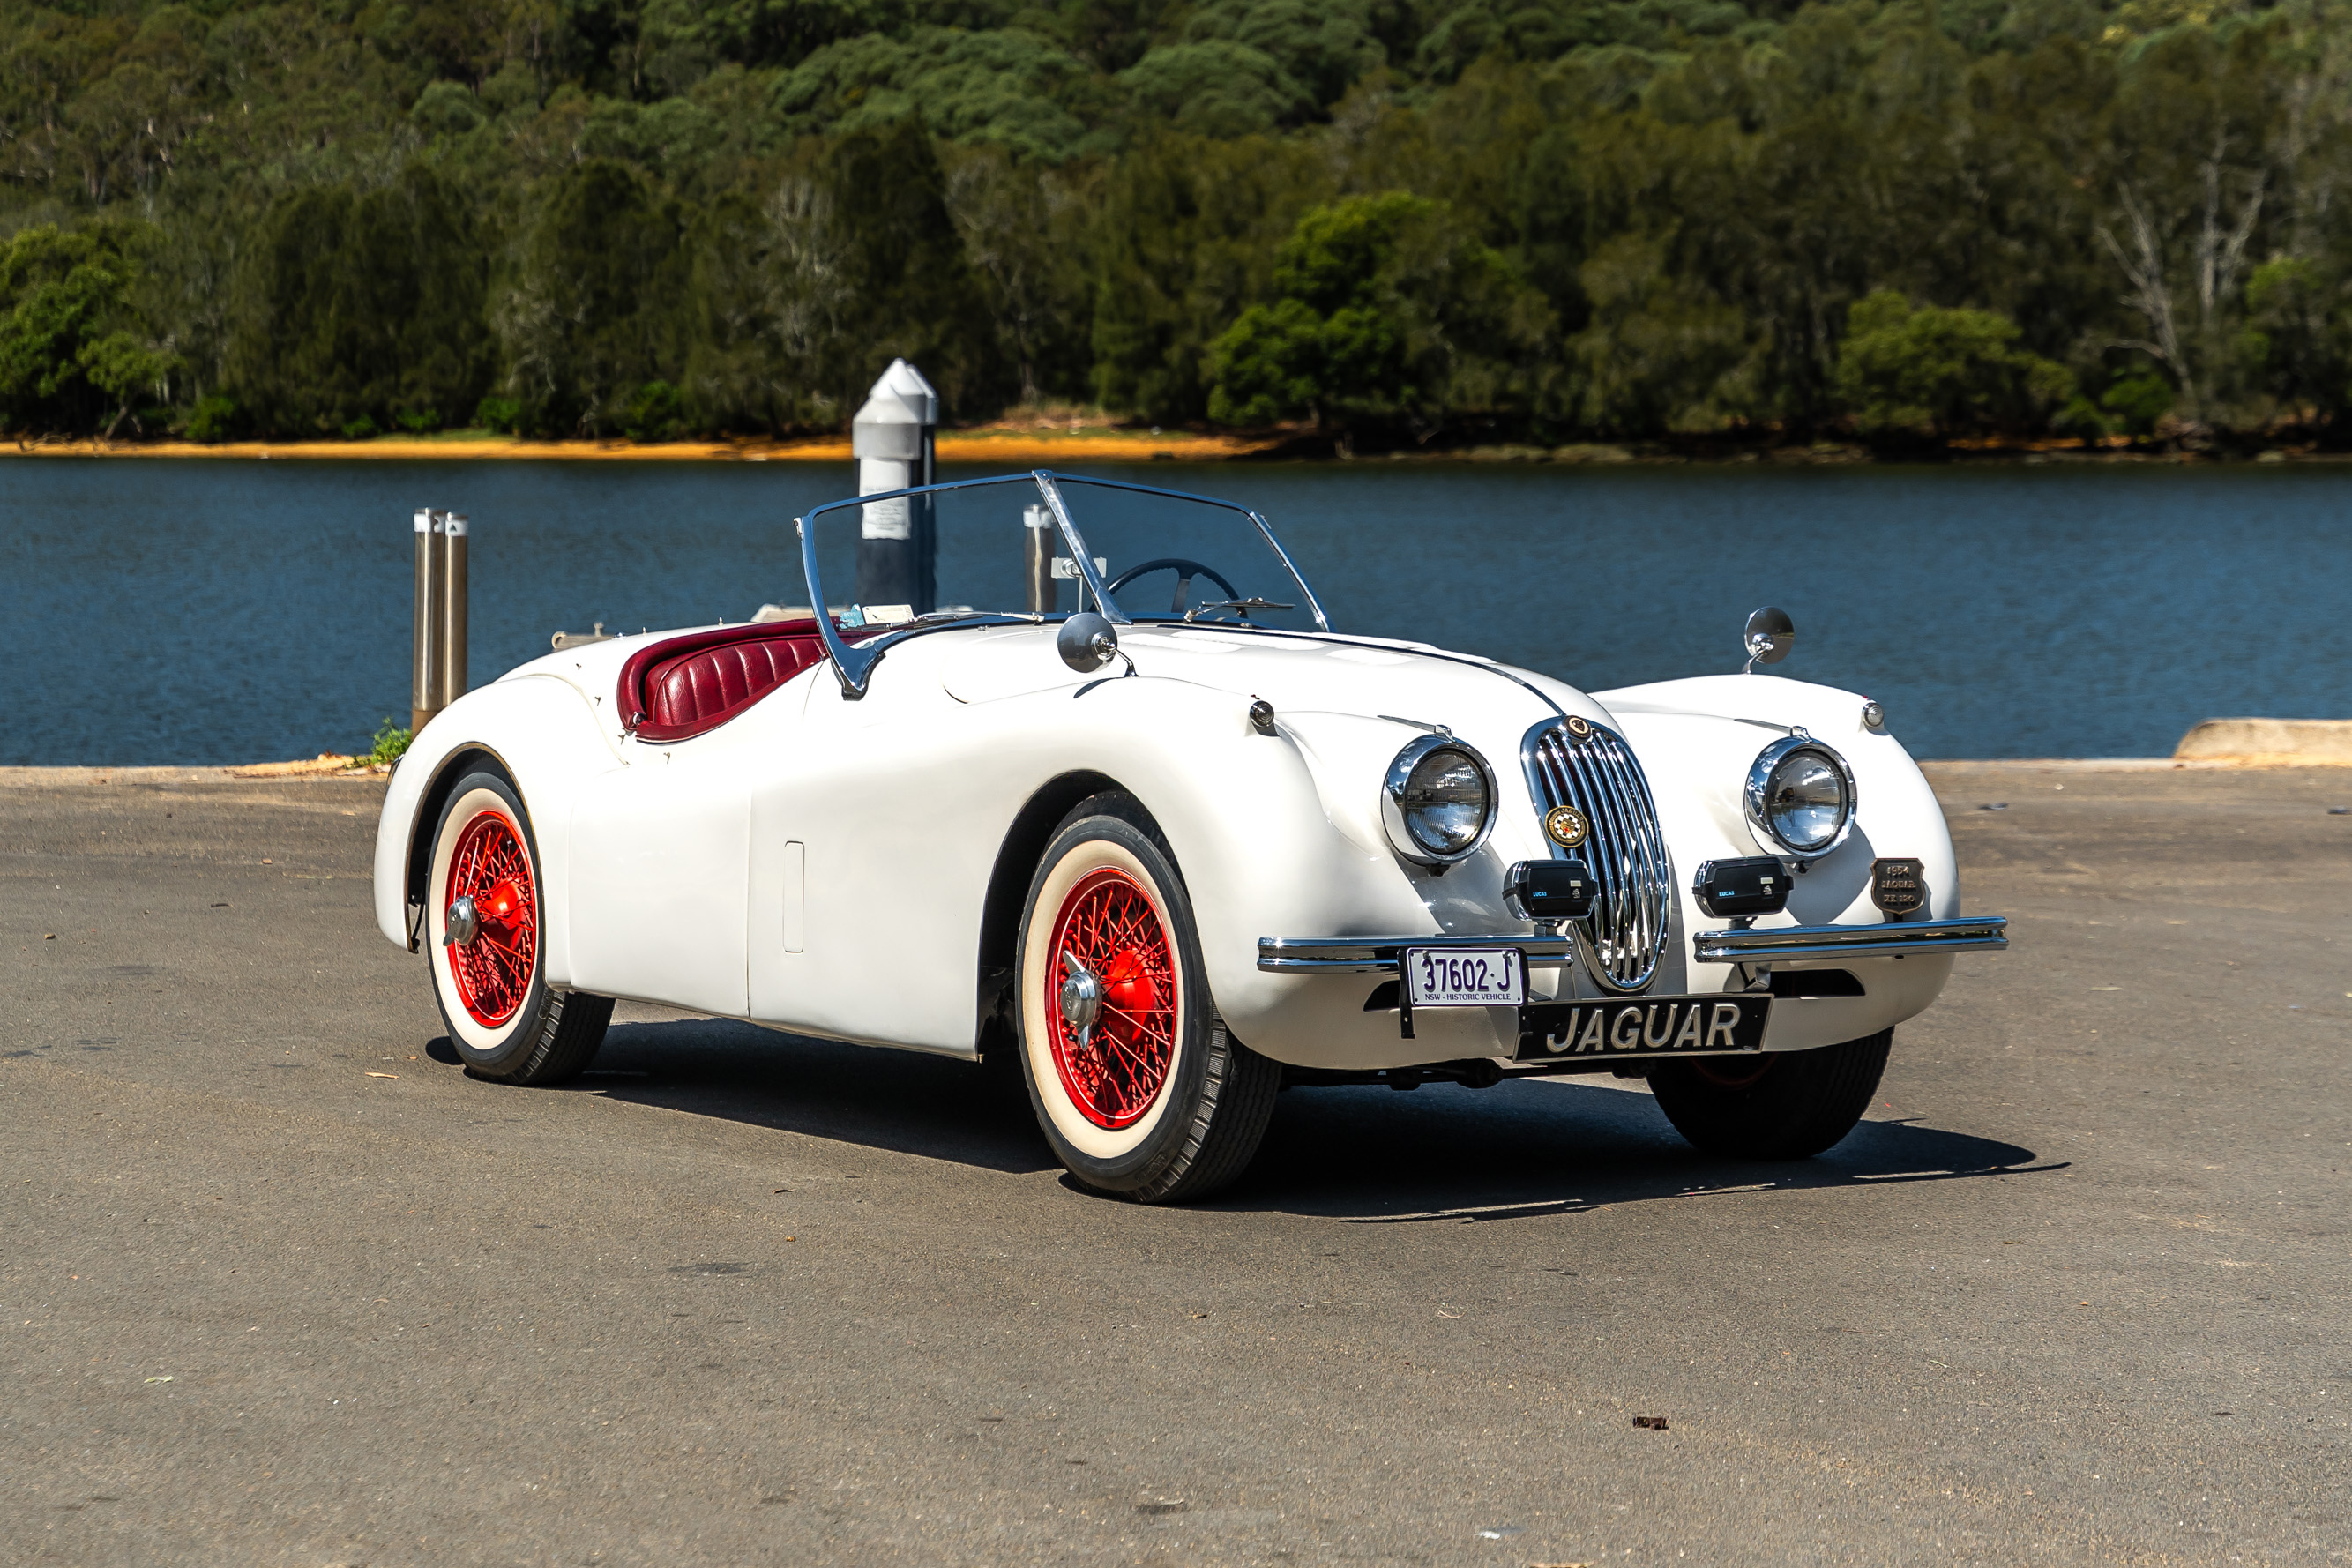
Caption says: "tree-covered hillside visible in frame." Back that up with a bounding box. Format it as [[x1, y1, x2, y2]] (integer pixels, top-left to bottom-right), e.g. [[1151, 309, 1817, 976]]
[[4, 0, 2350, 447]]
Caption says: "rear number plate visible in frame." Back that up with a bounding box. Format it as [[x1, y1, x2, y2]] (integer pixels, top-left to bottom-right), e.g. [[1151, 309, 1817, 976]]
[[1403, 947, 1526, 1007], [1516, 995, 1772, 1061]]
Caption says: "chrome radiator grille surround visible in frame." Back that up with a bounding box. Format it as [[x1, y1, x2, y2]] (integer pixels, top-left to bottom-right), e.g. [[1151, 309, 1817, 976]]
[[1522, 720, 1674, 992]]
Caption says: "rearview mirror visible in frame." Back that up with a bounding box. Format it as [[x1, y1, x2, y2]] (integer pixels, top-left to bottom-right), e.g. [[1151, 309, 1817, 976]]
[[1057, 612, 1119, 674], [1743, 606, 1795, 672]]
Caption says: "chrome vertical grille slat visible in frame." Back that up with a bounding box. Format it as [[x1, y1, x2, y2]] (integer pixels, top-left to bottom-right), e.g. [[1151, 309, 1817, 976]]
[[1594, 735, 1669, 958], [1521, 720, 1674, 992]]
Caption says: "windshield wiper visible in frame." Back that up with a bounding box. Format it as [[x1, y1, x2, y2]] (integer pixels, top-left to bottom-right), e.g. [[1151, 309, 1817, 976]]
[[1183, 598, 1295, 623]]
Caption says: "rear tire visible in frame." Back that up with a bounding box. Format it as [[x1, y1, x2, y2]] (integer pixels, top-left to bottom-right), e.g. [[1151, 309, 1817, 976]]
[[1015, 792, 1278, 1203], [1649, 1027, 1892, 1160], [423, 768, 610, 1086]]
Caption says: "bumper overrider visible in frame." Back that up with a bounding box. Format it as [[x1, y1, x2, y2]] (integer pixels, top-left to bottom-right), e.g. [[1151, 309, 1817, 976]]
[[1255, 917, 2009, 1064]]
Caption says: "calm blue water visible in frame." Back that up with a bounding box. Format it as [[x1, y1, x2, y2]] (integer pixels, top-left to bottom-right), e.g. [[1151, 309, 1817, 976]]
[[4, 458, 2344, 765]]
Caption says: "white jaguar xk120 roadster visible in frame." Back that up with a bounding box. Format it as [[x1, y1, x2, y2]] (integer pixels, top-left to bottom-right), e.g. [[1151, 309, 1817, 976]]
[[373, 472, 2005, 1202]]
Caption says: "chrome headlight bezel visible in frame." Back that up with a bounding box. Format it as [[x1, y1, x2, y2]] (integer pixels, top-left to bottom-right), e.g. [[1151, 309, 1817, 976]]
[[1744, 734, 1857, 860], [1381, 735, 1497, 868]]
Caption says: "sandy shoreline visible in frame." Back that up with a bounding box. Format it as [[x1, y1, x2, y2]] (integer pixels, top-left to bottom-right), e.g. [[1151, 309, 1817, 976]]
[[11, 428, 2351, 464], [3, 429, 1276, 464]]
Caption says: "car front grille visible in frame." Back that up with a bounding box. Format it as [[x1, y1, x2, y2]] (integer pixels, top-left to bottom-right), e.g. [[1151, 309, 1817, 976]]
[[1523, 720, 1673, 992]]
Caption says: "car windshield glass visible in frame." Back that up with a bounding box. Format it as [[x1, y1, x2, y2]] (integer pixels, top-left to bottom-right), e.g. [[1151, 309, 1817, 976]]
[[795, 472, 1324, 634], [1045, 475, 1325, 632]]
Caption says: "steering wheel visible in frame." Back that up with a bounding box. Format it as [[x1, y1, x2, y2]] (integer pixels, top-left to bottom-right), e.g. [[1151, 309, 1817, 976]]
[[1104, 556, 1243, 616]]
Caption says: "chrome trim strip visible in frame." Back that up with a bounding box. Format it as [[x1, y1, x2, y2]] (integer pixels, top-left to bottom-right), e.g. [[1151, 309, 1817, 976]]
[[1246, 508, 1332, 631], [1030, 471, 1124, 625], [1691, 916, 2009, 964], [1258, 934, 1578, 974]]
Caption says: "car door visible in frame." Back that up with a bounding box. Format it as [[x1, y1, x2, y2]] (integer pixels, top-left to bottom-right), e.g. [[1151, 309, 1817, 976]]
[[567, 728, 752, 1016], [746, 639, 1033, 1055]]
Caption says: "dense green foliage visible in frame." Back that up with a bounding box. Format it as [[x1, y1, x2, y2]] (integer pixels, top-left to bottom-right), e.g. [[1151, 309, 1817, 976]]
[[6, 0, 2352, 446]]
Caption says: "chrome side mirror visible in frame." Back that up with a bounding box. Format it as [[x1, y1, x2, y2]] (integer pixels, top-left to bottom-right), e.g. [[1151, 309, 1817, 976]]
[[1057, 612, 1119, 673], [1743, 606, 1795, 673]]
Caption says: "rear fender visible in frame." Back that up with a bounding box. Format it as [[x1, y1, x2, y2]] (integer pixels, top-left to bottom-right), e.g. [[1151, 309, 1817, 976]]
[[371, 676, 622, 987]]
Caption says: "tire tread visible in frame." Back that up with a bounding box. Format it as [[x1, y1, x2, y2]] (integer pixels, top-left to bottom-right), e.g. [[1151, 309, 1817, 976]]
[[1129, 1024, 1281, 1203], [482, 989, 613, 1086]]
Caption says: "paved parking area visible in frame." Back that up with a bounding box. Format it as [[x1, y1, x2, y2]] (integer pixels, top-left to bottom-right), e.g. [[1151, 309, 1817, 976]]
[[2, 760, 2346, 1566]]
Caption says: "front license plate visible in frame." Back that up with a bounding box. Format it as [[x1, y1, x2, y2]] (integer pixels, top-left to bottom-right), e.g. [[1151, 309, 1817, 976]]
[[1515, 995, 1772, 1062], [1403, 947, 1526, 1008]]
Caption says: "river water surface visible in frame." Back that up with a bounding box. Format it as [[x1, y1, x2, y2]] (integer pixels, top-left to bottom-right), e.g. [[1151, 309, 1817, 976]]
[[5, 458, 2344, 765]]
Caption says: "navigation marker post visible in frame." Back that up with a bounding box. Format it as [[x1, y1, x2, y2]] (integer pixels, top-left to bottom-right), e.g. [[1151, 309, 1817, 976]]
[[852, 359, 937, 616]]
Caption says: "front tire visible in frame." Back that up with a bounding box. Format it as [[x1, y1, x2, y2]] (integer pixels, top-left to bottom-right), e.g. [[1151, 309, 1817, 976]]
[[1015, 793, 1278, 1203], [1649, 1028, 1892, 1160], [423, 768, 610, 1086]]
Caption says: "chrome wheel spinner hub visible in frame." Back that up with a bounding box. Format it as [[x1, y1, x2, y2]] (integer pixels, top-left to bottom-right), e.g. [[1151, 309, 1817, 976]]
[[1058, 951, 1103, 1049]]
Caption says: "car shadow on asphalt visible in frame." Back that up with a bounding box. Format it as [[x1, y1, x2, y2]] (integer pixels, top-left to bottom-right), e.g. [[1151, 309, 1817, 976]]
[[1220, 1078, 2064, 1221], [433, 1015, 2061, 1213], [507, 1014, 1059, 1176]]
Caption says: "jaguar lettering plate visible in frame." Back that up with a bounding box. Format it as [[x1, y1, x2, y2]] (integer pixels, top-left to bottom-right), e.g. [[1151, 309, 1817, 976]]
[[1516, 995, 1771, 1061]]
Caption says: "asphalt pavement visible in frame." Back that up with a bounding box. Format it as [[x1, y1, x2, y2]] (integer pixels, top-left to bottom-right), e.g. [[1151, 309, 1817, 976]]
[[2, 759, 2346, 1567]]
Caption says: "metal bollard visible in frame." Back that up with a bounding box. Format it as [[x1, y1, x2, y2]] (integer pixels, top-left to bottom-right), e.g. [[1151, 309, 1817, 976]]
[[411, 508, 470, 735], [439, 512, 468, 714], [412, 508, 442, 735], [1023, 504, 1055, 615]]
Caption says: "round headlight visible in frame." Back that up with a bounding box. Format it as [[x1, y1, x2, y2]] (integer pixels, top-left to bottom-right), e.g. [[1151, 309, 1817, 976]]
[[1744, 735, 1855, 858], [1382, 736, 1496, 866]]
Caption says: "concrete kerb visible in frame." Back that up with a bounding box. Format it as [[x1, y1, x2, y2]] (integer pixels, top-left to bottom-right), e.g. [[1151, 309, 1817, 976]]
[[2171, 716, 2352, 765]]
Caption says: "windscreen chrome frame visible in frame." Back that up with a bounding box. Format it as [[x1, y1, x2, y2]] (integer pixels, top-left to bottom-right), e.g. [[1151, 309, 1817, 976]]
[[796, 474, 1065, 698], [795, 468, 1330, 697]]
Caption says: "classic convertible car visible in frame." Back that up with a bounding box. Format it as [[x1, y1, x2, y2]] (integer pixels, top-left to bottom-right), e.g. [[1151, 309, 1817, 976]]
[[374, 472, 2005, 1202]]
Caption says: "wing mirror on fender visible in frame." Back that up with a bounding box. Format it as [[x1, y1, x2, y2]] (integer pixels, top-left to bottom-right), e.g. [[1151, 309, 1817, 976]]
[[1057, 612, 1123, 674], [1743, 606, 1795, 673]]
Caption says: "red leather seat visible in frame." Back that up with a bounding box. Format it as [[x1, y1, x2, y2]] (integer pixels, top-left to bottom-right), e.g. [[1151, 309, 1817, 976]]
[[618, 620, 836, 743]]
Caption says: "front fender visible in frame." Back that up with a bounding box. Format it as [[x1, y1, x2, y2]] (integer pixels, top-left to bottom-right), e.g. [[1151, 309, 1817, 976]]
[[1596, 673, 1962, 1045]]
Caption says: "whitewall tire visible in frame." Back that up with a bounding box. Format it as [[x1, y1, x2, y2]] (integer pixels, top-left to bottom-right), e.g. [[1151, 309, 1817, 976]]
[[1015, 792, 1278, 1202], [423, 767, 610, 1085]]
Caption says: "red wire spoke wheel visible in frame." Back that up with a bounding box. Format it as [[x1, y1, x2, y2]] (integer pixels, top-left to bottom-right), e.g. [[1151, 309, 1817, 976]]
[[1046, 868, 1177, 1130], [422, 770, 609, 1086], [1013, 792, 1281, 1202], [444, 809, 538, 1028]]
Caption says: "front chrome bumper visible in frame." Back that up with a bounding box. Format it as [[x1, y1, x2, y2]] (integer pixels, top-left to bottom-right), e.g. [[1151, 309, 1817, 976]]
[[1256, 916, 2007, 974], [1692, 916, 2008, 964], [1257, 934, 1576, 974]]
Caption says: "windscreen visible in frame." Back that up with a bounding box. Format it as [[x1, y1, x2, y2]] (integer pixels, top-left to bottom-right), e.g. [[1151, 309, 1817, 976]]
[[796, 473, 1323, 633], [1046, 475, 1323, 631]]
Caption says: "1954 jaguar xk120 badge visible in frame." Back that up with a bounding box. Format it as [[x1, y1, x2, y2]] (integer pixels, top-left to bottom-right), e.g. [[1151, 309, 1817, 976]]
[[373, 473, 2006, 1203]]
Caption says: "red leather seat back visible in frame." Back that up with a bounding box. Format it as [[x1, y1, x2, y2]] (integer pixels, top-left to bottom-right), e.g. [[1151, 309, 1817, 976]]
[[646, 637, 823, 735], [619, 620, 831, 743]]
